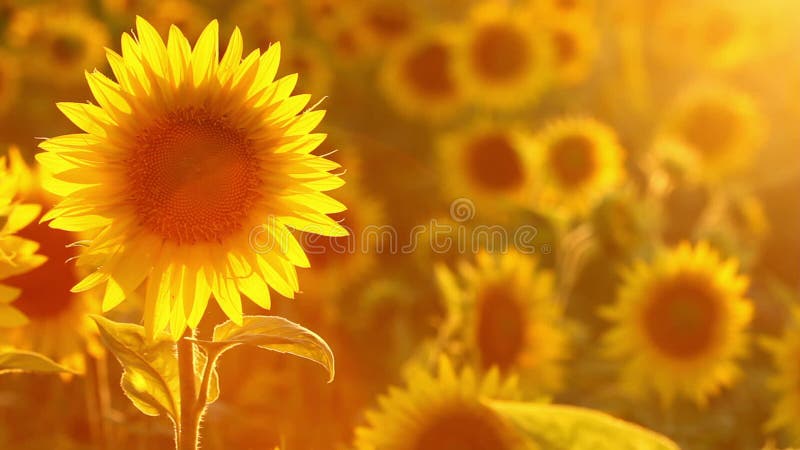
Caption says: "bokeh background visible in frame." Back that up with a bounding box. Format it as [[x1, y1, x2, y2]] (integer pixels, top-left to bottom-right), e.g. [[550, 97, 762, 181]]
[[0, 0, 799, 449]]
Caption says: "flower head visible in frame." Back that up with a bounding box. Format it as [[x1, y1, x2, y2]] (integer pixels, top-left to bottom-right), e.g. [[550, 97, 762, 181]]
[[38, 18, 347, 339]]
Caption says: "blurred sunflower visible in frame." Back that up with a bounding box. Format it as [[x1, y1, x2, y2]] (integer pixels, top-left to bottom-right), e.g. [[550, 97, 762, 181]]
[[37, 18, 347, 339], [227, 0, 295, 53], [280, 41, 333, 99], [355, 0, 420, 53], [1, 149, 100, 372], [530, 117, 626, 220], [660, 84, 765, 182], [437, 251, 568, 394], [146, 0, 211, 43], [354, 357, 530, 450], [379, 26, 464, 122], [0, 51, 20, 114], [438, 123, 532, 209], [538, 0, 597, 18], [601, 241, 753, 406], [0, 152, 44, 328], [762, 308, 800, 442], [6, 6, 109, 86], [545, 18, 597, 86], [651, 0, 758, 71], [454, 2, 551, 110]]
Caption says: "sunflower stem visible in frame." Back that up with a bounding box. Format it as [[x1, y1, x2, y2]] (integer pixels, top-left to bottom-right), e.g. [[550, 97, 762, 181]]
[[84, 354, 105, 450], [177, 333, 199, 450]]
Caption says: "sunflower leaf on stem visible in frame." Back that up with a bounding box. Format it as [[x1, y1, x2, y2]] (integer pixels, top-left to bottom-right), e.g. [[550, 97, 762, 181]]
[[191, 314, 335, 383]]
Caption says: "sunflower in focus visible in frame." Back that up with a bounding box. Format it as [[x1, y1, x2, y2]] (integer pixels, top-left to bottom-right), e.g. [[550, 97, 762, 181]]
[[6, 6, 109, 86], [438, 123, 532, 210], [1, 149, 100, 372], [0, 152, 44, 328], [601, 241, 753, 406], [660, 84, 765, 181], [529, 117, 625, 220], [454, 2, 551, 110], [763, 308, 800, 442], [354, 357, 531, 450], [37, 18, 347, 339], [380, 26, 464, 122], [544, 18, 597, 86], [437, 251, 568, 394]]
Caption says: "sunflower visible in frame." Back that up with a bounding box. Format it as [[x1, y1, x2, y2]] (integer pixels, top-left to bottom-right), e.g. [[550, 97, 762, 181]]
[[438, 123, 533, 210], [146, 0, 211, 44], [436, 251, 568, 394], [0, 51, 20, 114], [1, 149, 100, 372], [650, 0, 758, 71], [355, 0, 420, 53], [763, 308, 800, 442], [529, 117, 626, 220], [544, 18, 597, 86], [37, 18, 347, 339], [354, 357, 531, 450], [538, 0, 597, 18], [227, 0, 295, 53], [6, 6, 109, 86], [660, 84, 765, 181], [454, 2, 551, 110], [280, 41, 333, 99], [379, 26, 465, 122], [601, 241, 753, 406], [0, 151, 46, 328]]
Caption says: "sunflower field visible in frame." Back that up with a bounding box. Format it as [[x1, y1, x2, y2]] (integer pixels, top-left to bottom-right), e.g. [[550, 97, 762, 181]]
[[0, 0, 798, 449]]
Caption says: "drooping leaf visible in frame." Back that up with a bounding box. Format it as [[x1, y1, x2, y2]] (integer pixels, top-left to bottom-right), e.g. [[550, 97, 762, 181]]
[[209, 315, 334, 382], [488, 401, 681, 450], [0, 348, 77, 375], [92, 315, 181, 421]]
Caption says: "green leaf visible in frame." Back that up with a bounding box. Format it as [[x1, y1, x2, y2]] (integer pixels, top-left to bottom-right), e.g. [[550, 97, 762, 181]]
[[0, 348, 77, 375], [92, 315, 181, 421], [488, 401, 681, 450], [210, 315, 335, 382]]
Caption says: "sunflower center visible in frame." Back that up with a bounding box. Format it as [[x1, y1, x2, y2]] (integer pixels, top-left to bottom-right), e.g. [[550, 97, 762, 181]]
[[8, 216, 79, 320], [51, 34, 86, 66], [403, 41, 456, 99], [553, 31, 577, 64], [680, 103, 738, 158], [549, 134, 597, 187], [413, 404, 513, 450], [642, 274, 721, 359], [127, 107, 262, 244], [470, 24, 530, 82], [476, 283, 527, 371], [464, 132, 526, 192]]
